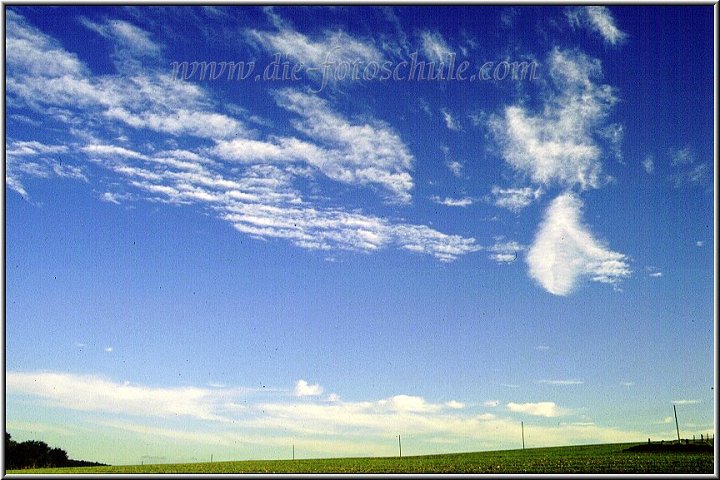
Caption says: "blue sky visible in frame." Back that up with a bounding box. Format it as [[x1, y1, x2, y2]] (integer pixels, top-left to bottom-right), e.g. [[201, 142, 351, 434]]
[[4, 5, 715, 465]]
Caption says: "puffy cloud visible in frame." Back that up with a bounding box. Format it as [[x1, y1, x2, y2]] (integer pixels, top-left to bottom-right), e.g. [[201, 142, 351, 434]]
[[567, 6, 627, 46], [526, 193, 630, 295], [445, 400, 465, 409], [294, 380, 324, 397]]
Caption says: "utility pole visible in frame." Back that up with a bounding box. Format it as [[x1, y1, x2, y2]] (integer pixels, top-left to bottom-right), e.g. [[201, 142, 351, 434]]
[[292, 444, 295, 460], [211, 454, 213, 463], [398, 435, 402, 458], [521, 421, 525, 449], [673, 405, 681, 443]]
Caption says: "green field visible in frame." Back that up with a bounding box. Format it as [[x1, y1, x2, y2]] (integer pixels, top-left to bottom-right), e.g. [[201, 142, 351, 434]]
[[6, 442, 714, 474]]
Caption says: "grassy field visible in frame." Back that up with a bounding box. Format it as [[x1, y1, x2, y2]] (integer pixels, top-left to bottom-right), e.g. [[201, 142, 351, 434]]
[[7, 442, 714, 474]]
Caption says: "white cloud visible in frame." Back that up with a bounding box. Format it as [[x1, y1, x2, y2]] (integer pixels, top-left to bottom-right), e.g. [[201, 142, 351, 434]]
[[8, 370, 652, 460], [642, 155, 655, 174], [7, 140, 68, 156], [446, 160, 463, 177], [535, 345, 550, 351], [82, 144, 146, 159], [430, 196, 474, 208], [294, 379, 324, 397], [567, 7, 627, 46], [6, 371, 252, 422], [7, 12, 480, 265], [670, 147, 694, 166], [441, 109, 461, 131], [538, 379, 584, 386], [673, 399, 701, 405], [506, 401, 565, 418], [648, 272, 663, 278], [445, 400, 465, 409], [668, 148, 708, 188], [527, 193, 630, 295], [488, 240, 524, 264], [696, 241, 704, 247], [482, 400, 499, 408], [248, 15, 382, 78], [80, 17, 161, 66], [421, 31, 453, 63], [491, 186, 543, 212], [104, 347, 113, 353], [6, 12, 245, 140], [274, 89, 414, 203], [327, 393, 340, 402], [490, 48, 617, 190], [620, 382, 634, 387], [6, 139, 86, 196]]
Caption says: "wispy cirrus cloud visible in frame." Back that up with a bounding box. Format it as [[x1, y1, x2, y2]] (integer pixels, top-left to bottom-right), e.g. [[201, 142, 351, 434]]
[[490, 48, 617, 191], [526, 193, 630, 296], [538, 379, 584, 386], [668, 147, 709, 188], [567, 6, 627, 46], [488, 239, 524, 264], [7, 11, 246, 141], [441, 109, 462, 131], [7, 11, 480, 264], [6, 139, 87, 197], [248, 10, 382, 74], [215, 89, 415, 204], [430, 196, 474, 208], [420, 31, 453, 63], [491, 186, 543, 212]]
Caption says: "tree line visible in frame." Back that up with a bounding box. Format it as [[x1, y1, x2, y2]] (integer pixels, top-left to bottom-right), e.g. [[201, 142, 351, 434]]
[[5, 432, 107, 470]]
